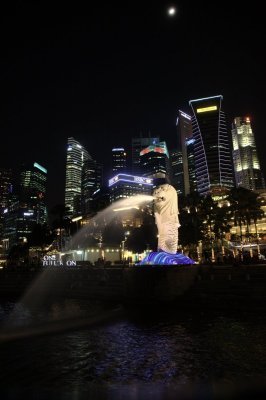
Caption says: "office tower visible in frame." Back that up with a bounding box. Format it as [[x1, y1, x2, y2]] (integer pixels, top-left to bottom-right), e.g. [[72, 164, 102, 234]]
[[177, 110, 193, 195], [82, 158, 103, 216], [171, 110, 194, 195], [131, 135, 160, 175], [3, 161, 47, 247], [65, 137, 90, 217], [186, 137, 197, 194], [0, 168, 13, 209], [140, 141, 171, 183], [189, 95, 234, 196], [170, 149, 183, 193], [108, 174, 153, 227], [108, 174, 153, 203], [112, 148, 127, 174], [0, 168, 13, 240], [19, 161, 47, 225], [232, 117, 265, 190]]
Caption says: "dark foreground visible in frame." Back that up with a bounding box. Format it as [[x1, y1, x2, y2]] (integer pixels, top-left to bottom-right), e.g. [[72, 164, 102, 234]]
[[1, 263, 266, 307], [1, 297, 266, 400], [1, 264, 266, 399]]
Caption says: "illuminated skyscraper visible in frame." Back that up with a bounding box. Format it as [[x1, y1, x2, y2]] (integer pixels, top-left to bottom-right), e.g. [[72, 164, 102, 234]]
[[232, 117, 265, 190], [131, 136, 160, 174], [140, 141, 171, 183], [108, 174, 154, 228], [108, 174, 153, 204], [172, 110, 193, 195], [170, 149, 182, 193], [189, 95, 234, 195], [65, 137, 90, 217], [112, 148, 127, 173], [0, 168, 13, 240], [19, 161, 48, 225], [81, 159, 103, 216], [3, 162, 47, 247], [186, 137, 197, 194]]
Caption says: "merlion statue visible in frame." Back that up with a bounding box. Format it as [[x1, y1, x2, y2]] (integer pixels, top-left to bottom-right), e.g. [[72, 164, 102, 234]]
[[153, 184, 180, 254]]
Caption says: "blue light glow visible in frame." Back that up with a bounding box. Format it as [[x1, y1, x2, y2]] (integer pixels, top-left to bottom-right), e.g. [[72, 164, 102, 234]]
[[137, 251, 195, 266], [189, 95, 223, 105], [109, 174, 153, 187]]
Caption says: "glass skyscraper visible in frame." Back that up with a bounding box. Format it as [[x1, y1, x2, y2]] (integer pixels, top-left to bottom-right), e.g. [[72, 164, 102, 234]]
[[3, 161, 48, 247], [140, 141, 171, 183], [174, 110, 193, 195], [19, 161, 48, 226], [131, 136, 160, 175], [189, 95, 234, 195], [81, 158, 103, 216], [65, 137, 90, 217], [0, 168, 13, 241], [232, 116, 265, 190], [112, 148, 127, 174]]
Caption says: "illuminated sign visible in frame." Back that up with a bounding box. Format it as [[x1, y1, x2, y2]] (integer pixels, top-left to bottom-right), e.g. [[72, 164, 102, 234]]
[[109, 174, 153, 187], [196, 106, 217, 113], [42, 255, 77, 267], [72, 216, 82, 222], [34, 162, 47, 174], [179, 110, 191, 120], [140, 143, 169, 157], [189, 95, 223, 105]]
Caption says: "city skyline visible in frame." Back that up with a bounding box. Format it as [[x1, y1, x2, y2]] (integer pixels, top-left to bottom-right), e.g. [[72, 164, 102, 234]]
[[1, 1, 265, 209]]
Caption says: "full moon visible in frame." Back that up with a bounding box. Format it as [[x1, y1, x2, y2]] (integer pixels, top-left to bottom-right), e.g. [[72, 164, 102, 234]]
[[167, 7, 176, 16]]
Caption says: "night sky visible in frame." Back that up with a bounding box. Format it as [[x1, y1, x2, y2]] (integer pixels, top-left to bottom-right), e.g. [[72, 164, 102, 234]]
[[1, 0, 265, 210]]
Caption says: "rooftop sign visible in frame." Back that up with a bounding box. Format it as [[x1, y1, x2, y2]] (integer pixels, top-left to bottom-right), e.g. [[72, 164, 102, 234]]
[[196, 106, 217, 113], [109, 174, 153, 187]]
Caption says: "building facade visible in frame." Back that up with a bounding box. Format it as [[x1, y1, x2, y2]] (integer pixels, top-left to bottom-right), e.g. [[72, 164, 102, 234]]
[[112, 147, 127, 174], [232, 116, 265, 190], [3, 162, 47, 248], [65, 137, 91, 217], [189, 95, 234, 195], [108, 174, 153, 204], [172, 110, 194, 195], [140, 141, 171, 183], [81, 158, 103, 216], [131, 136, 160, 175], [0, 168, 13, 240], [108, 173, 154, 228]]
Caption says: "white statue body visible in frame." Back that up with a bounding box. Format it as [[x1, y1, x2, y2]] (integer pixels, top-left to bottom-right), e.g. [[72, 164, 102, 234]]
[[153, 184, 180, 254]]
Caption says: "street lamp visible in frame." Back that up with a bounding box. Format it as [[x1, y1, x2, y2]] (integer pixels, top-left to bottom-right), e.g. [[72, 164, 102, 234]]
[[121, 231, 130, 262], [71, 216, 82, 233]]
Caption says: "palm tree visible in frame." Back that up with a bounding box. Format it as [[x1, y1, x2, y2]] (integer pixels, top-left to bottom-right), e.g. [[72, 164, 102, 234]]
[[179, 192, 204, 250], [228, 187, 264, 243]]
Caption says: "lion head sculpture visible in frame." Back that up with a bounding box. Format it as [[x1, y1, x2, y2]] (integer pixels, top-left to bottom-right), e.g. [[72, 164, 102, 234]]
[[153, 184, 180, 254], [153, 184, 179, 223]]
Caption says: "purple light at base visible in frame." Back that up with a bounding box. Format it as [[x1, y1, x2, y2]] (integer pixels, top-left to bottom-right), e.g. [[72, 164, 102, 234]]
[[137, 251, 195, 266]]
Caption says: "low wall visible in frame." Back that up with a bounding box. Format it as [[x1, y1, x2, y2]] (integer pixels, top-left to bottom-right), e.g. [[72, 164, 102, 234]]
[[0, 264, 266, 306]]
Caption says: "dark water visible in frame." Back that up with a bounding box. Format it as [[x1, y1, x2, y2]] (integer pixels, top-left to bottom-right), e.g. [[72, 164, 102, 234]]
[[1, 298, 266, 399]]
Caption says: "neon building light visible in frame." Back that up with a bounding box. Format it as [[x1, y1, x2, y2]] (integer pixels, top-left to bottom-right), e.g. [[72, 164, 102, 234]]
[[189, 95, 234, 195], [109, 174, 153, 187], [231, 117, 265, 190]]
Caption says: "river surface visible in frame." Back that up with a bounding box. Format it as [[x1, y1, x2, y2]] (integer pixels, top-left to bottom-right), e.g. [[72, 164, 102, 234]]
[[1, 297, 266, 399]]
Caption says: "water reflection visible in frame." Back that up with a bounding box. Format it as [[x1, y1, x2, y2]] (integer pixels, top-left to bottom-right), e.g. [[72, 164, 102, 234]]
[[1, 299, 266, 399]]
